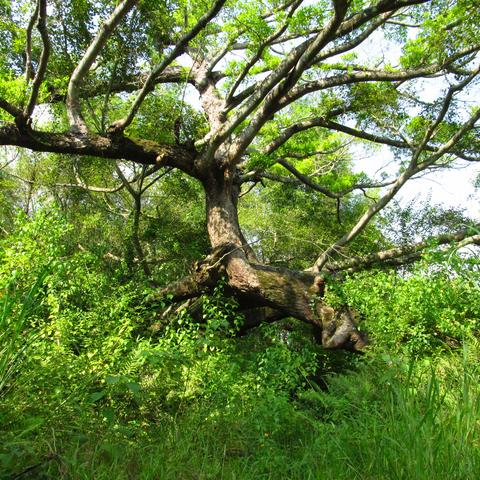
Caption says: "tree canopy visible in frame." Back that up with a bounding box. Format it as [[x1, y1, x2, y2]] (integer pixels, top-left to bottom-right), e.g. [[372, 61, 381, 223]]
[[0, 0, 479, 350]]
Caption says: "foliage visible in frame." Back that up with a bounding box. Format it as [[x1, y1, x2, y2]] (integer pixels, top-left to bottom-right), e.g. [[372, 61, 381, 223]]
[[0, 211, 321, 476], [0, 269, 47, 397], [326, 249, 480, 355], [239, 177, 386, 269], [381, 199, 473, 245], [0, 201, 479, 479]]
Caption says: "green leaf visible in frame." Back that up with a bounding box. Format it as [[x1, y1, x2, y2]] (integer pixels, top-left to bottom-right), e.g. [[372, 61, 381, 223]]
[[89, 391, 106, 403]]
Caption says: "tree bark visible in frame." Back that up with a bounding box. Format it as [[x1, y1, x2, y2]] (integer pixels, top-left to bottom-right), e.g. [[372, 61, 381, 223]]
[[131, 194, 151, 278], [154, 165, 368, 352], [203, 168, 261, 293]]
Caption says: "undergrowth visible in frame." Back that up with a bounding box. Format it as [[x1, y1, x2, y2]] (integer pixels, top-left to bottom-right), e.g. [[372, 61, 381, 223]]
[[0, 212, 479, 479]]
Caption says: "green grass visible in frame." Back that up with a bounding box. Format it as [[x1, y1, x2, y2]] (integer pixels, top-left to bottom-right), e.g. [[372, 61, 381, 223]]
[[0, 270, 47, 396], [2, 345, 479, 479], [1, 268, 479, 479]]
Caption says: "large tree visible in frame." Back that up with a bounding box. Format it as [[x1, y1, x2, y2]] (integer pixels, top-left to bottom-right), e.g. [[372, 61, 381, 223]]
[[1, 0, 479, 350]]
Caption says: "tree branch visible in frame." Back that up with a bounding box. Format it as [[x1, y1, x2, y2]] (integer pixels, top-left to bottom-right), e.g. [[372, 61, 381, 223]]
[[24, 1, 40, 82], [24, 0, 50, 122], [43, 67, 202, 105], [411, 64, 480, 164], [305, 119, 479, 163], [313, 107, 480, 272], [216, 0, 350, 162], [7, 169, 126, 193], [0, 98, 24, 118], [66, 0, 139, 133], [220, 0, 441, 165], [114, 163, 138, 197], [262, 112, 346, 155], [326, 228, 480, 273], [224, 0, 428, 114], [274, 157, 396, 198], [141, 167, 172, 194], [279, 47, 480, 108], [109, 0, 227, 134], [0, 123, 197, 175], [225, 0, 302, 103], [315, 11, 394, 63]]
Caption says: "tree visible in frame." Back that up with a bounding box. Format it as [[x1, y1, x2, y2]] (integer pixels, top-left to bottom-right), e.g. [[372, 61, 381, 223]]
[[0, 0, 479, 351]]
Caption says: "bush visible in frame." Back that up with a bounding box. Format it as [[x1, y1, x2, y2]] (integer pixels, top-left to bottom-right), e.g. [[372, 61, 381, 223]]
[[326, 250, 480, 355], [1, 209, 479, 479]]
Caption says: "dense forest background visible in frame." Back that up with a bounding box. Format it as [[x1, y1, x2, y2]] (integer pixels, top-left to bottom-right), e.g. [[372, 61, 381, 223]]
[[1, 0, 480, 478]]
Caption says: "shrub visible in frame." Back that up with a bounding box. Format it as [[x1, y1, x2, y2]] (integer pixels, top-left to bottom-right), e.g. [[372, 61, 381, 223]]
[[326, 250, 480, 355]]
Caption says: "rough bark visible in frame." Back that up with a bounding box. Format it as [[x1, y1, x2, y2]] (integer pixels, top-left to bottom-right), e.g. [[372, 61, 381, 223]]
[[153, 245, 367, 351], [152, 165, 367, 352], [0, 124, 197, 174]]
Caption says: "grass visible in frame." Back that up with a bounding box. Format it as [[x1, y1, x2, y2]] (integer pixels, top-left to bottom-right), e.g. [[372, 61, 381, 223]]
[[1, 344, 479, 479], [0, 270, 47, 396], [1, 270, 479, 479]]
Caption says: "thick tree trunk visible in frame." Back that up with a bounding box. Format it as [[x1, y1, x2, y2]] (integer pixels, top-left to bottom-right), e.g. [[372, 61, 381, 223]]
[[155, 167, 366, 352], [149, 165, 366, 351], [204, 169, 257, 259], [203, 169, 261, 295]]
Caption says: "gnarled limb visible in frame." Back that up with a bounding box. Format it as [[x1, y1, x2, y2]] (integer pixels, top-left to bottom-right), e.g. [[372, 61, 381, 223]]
[[0, 123, 197, 175], [148, 244, 237, 303], [317, 305, 367, 351], [149, 166, 366, 352], [149, 244, 367, 351]]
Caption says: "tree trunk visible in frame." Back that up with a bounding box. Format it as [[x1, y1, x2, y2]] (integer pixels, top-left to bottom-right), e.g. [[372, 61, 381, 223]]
[[177, 167, 367, 352], [149, 165, 366, 351], [132, 194, 152, 278], [203, 169, 261, 294]]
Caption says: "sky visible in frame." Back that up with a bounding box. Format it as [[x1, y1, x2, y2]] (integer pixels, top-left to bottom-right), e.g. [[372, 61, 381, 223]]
[[399, 165, 479, 220], [351, 144, 480, 221], [350, 30, 480, 221], [178, 25, 480, 222]]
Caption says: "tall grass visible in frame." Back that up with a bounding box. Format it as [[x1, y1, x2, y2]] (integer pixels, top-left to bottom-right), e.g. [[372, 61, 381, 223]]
[[1, 269, 478, 478], [298, 348, 480, 480], [0, 271, 47, 396], [5, 346, 478, 479]]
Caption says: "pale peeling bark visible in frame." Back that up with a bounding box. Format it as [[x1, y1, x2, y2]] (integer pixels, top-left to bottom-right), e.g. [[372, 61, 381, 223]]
[[109, 0, 227, 134], [66, 0, 139, 132]]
